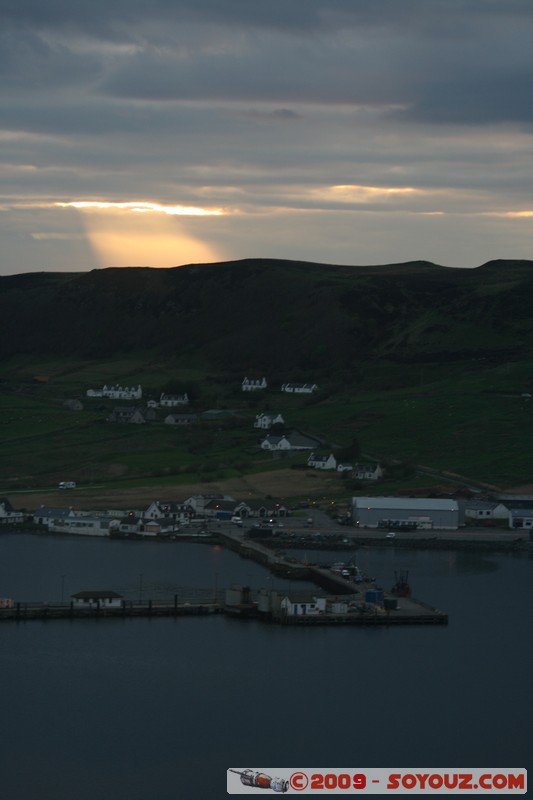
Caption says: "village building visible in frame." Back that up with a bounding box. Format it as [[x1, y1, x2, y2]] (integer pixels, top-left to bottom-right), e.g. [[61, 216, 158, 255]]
[[71, 591, 123, 609], [281, 383, 318, 394], [509, 508, 533, 529], [463, 500, 510, 523], [159, 392, 189, 407], [254, 413, 285, 429], [33, 506, 77, 526], [63, 399, 84, 411], [143, 500, 194, 524], [352, 463, 384, 481], [185, 494, 235, 514], [242, 377, 267, 392], [107, 407, 146, 424], [352, 497, 460, 530], [47, 515, 113, 536], [307, 452, 337, 470], [246, 500, 290, 518], [0, 498, 24, 525], [164, 413, 198, 426], [280, 595, 327, 616], [87, 384, 142, 400], [260, 432, 320, 451]]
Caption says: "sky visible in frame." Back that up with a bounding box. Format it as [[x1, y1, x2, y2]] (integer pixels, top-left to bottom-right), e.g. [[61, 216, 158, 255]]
[[1, 0, 532, 274]]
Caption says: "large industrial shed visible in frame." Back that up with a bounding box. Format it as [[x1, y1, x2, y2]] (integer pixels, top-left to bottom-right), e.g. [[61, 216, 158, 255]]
[[352, 497, 460, 530]]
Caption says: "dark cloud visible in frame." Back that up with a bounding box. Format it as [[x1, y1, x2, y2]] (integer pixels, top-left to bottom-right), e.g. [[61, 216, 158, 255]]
[[4, 0, 533, 35], [1, 0, 531, 271], [2, 0, 532, 126]]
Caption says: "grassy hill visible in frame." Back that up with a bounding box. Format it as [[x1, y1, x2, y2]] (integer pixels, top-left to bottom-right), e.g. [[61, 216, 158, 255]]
[[1, 257, 533, 497]]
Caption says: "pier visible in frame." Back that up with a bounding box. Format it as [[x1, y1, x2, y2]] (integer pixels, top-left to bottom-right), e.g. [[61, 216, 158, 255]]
[[0, 598, 223, 622], [0, 526, 448, 626], [219, 529, 448, 625]]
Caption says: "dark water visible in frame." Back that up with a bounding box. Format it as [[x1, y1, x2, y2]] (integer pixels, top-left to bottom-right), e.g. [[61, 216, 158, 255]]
[[0, 533, 531, 800]]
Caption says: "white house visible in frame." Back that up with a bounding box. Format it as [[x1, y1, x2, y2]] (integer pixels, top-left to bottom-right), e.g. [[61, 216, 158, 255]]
[[281, 383, 318, 394], [242, 377, 267, 391], [71, 590, 123, 608], [307, 453, 337, 470], [143, 500, 194, 524], [260, 432, 319, 451], [33, 506, 77, 526], [464, 500, 510, 522], [352, 463, 384, 481], [186, 494, 235, 514], [160, 392, 189, 407], [0, 498, 24, 525], [87, 384, 142, 400], [254, 413, 285, 429], [509, 508, 533, 529], [46, 515, 112, 537], [280, 596, 327, 616]]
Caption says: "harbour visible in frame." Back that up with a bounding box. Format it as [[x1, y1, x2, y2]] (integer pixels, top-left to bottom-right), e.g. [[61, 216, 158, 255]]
[[0, 526, 447, 626], [0, 530, 530, 800]]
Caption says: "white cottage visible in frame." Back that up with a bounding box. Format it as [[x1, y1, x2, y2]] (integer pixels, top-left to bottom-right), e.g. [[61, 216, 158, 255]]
[[307, 453, 337, 470], [242, 377, 267, 392], [260, 432, 319, 451], [160, 392, 189, 407], [0, 498, 24, 525], [352, 463, 384, 481], [281, 383, 318, 394], [254, 413, 285, 429], [280, 596, 327, 616], [71, 590, 123, 608], [87, 384, 142, 400]]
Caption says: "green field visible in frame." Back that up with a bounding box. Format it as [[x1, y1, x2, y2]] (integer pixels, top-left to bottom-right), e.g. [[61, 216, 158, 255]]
[[1, 354, 532, 495]]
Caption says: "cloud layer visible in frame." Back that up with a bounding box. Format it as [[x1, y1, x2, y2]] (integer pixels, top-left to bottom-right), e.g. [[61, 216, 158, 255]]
[[1, 0, 532, 271]]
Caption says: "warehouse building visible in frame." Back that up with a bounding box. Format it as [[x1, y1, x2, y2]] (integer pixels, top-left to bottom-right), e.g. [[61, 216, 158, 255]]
[[352, 497, 460, 530]]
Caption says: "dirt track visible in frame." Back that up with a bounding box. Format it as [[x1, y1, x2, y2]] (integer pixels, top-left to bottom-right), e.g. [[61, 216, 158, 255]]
[[14, 469, 347, 511]]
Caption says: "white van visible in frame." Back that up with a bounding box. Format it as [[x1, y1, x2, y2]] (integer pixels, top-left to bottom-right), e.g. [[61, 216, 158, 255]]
[[231, 516, 243, 526], [58, 481, 76, 490]]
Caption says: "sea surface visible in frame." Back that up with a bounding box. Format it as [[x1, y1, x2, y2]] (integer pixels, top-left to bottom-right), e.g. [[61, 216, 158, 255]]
[[0, 532, 531, 800]]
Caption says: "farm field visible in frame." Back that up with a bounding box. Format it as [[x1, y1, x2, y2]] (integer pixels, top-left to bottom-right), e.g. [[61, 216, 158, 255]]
[[1, 354, 533, 502]]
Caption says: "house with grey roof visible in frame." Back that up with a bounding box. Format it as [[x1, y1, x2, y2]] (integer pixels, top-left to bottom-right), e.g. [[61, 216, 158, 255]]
[[242, 377, 267, 391], [0, 497, 24, 524], [33, 506, 77, 526], [143, 500, 194, 523], [281, 383, 318, 394], [254, 412, 285, 429], [107, 406, 146, 424], [307, 453, 337, 470], [463, 500, 510, 523], [71, 590, 123, 608], [260, 431, 320, 451], [352, 463, 384, 481], [164, 413, 198, 426], [509, 508, 533, 529], [160, 392, 189, 407], [352, 497, 459, 530]]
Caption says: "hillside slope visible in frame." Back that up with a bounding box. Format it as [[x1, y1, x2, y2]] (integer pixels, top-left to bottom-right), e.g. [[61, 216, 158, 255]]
[[1, 258, 532, 378]]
